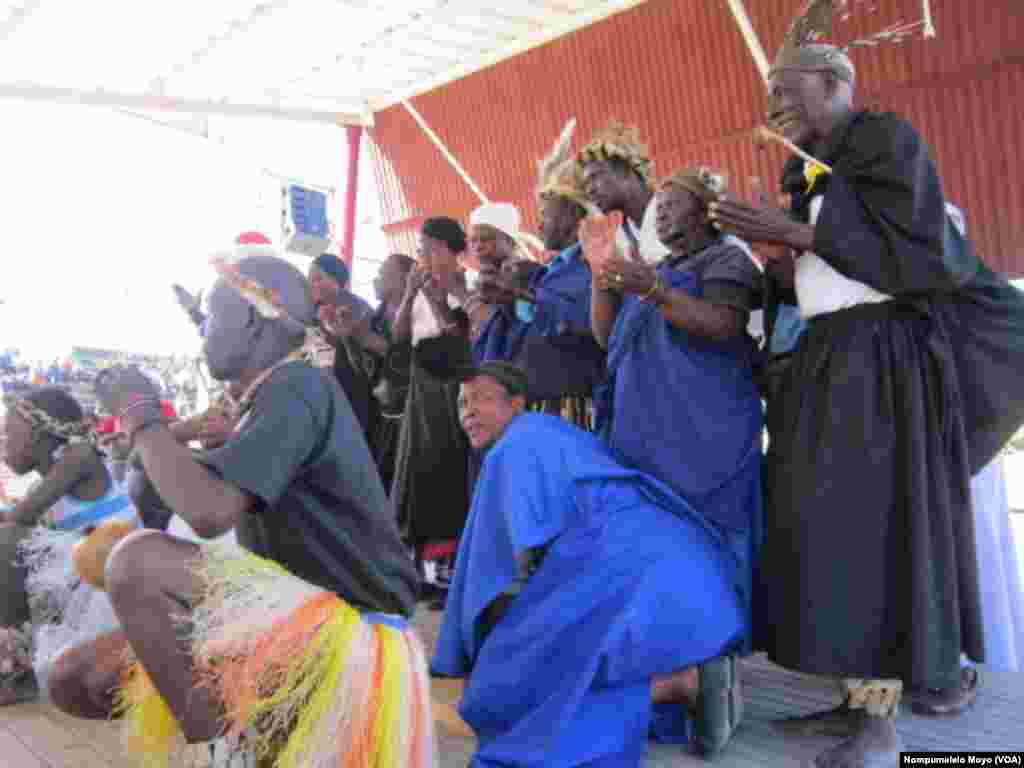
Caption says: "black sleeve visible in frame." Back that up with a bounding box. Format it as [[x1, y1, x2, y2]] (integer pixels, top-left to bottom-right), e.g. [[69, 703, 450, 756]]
[[701, 246, 763, 312], [413, 332, 472, 380], [198, 368, 323, 509], [813, 113, 977, 296]]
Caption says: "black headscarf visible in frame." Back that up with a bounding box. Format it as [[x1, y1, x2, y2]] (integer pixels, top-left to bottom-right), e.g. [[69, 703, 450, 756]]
[[421, 217, 466, 253], [313, 253, 351, 287]]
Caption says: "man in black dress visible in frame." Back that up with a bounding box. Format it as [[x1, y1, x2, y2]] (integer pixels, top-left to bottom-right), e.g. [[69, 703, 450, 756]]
[[712, 15, 1024, 766]]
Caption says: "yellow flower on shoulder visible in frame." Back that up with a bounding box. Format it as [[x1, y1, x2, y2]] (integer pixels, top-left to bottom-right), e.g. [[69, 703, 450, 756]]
[[804, 161, 827, 194]]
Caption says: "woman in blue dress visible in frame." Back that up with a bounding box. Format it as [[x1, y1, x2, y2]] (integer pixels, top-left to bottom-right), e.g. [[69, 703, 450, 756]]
[[582, 167, 764, 751]]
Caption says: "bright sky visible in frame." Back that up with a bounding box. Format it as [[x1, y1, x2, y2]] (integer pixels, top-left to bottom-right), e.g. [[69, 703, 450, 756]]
[[0, 101, 386, 364]]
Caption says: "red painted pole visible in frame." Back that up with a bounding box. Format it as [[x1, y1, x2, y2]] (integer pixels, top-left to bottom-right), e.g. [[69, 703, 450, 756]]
[[341, 125, 364, 268]]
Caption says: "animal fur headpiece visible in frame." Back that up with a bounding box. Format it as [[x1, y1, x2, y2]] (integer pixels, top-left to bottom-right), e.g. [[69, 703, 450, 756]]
[[577, 121, 654, 189], [659, 166, 728, 205], [769, 0, 936, 82]]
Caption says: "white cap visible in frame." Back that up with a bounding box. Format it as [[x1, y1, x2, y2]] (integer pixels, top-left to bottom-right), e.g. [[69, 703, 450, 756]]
[[469, 203, 522, 241]]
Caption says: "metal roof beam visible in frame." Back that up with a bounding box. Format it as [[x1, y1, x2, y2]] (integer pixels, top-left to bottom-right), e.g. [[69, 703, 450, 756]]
[[0, 82, 372, 126]]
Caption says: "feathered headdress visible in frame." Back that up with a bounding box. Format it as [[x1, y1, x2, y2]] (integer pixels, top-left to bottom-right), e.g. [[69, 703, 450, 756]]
[[659, 166, 729, 205], [577, 121, 655, 189], [536, 118, 590, 210], [770, 0, 936, 81]]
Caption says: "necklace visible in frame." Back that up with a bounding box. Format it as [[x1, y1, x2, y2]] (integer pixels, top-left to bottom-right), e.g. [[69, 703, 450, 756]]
[[228, 349, 308, 419]]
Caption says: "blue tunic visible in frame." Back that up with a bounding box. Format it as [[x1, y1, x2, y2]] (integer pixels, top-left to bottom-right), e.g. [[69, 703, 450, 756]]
[[603, 244, 763, 646], [473, 305, 530, 365], [433, 414, 744, 767], [518, 244, 607, 403], [528, 244, 594, 337]]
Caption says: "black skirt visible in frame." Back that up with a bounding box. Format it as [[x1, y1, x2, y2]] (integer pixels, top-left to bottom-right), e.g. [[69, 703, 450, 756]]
[[758, 301, 984, 690], [390, 336, 471, 549]]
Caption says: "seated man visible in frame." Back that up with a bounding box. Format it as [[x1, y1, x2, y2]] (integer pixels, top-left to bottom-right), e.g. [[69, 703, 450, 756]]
[[434, 362, 746, 766], [0, 387, 138, 706], [52, 253, 426, 768]]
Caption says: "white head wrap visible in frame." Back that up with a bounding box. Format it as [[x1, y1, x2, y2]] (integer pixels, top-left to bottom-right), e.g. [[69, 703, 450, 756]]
[[468, 202, 545, 260]]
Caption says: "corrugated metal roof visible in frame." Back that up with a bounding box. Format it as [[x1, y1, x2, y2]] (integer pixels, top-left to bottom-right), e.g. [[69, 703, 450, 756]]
[[0, 0, 649, 123], [368, 0, 1024, 274]]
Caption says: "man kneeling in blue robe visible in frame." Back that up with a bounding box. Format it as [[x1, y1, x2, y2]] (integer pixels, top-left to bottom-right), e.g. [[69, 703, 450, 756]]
[[433, 361, 746, 767]]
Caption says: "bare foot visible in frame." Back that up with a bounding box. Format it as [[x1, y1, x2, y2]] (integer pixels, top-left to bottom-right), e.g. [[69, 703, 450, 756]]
[[652, 667, 699, 709], [814, 715, 901, 768], [431, 677, 475, 740]]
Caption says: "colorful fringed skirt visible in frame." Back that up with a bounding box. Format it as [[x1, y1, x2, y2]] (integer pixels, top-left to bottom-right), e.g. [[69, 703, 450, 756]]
[[118, 545, 436, 768], [17, 491, 139, 695]]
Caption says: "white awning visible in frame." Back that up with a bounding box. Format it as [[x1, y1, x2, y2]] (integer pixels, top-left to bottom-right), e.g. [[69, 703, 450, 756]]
[[0, 0, 648, 125]]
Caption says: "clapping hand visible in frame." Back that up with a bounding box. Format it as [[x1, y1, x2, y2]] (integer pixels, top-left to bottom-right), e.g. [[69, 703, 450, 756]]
[[198, 412, 235, 451], [579, 210, 624, 273], [708, 179, 810, 252], [593, 256, 658, 296], [94, 366, 163, 434], [318, 304, 371, 339], [403, 265, 432, 301], [420, 273, 449, 307]]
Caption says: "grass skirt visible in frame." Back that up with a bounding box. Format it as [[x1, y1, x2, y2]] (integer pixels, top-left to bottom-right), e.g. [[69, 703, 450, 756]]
[[117, 545, 437, 768], [18, 526, 124, 695]]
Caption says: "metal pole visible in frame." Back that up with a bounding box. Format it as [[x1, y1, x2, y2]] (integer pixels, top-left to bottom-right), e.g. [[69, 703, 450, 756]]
[[724, 0, 770, 83], [922, 0, 936, 37], [401, 99, 489, 204], [342, 125, 364, 267]]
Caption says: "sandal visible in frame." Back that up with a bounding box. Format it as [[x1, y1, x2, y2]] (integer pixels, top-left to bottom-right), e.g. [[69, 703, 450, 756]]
[[695, 654, 743, 758]]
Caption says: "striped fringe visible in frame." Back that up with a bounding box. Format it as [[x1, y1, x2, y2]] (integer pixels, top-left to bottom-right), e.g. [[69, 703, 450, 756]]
[[114, 661, 181, 768], [116, 546, 437, 768]]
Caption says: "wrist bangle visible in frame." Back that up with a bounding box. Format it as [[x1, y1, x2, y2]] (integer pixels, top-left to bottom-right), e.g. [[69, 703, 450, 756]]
[[641, 274, 664, 304]]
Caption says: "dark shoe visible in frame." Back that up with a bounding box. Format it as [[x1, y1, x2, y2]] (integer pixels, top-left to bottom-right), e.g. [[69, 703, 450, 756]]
[[695, 655, 742, 758], [418, 581, 446, 602], [910, 666, 979, 717], [812, 713, 901, 768], [0, 672, 38, 706], [429, 594, 448, 612]]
